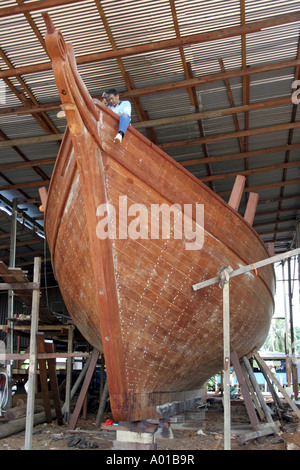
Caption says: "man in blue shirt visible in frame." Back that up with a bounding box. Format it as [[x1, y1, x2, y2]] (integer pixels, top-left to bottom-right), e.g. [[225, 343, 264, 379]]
[[105, 88, 131, 144]]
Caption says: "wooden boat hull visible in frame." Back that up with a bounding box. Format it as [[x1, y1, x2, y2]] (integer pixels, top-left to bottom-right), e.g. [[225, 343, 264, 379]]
[[42, 17, 275, 421]]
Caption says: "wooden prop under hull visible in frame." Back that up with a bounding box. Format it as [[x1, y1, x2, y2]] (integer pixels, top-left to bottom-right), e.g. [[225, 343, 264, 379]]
[[42, 15, 275, 421]]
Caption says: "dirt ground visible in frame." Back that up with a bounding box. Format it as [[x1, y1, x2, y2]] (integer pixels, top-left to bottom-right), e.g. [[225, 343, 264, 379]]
[[0, 396, 300, 452]]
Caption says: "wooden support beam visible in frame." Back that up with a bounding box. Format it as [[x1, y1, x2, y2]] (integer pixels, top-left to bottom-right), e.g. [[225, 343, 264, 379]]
[[36, 333, 52, 423], [0, 0, 84, 17], [61, 353, 93, 416], [244, 192, 259, 226], [24, 257, 41, 450], [0, 158, 56, 172], [68, 349, 100, 430], [253, 352, 300, 420], [63, 325, 74, 424], [241, 362, 265, 422], [0, 133, 64, 149], [230, 350, 259, 430], [0, 95, 291, 124], [95, 381, 109, 427], [2, 12, 300, 78], [160, 121, 300, 150], [180, 143, 300, 168], [199, 160, 300, 183], [243, 356, 274, 425], [228, 175, 246, 210], [44, 341, 64, 425]]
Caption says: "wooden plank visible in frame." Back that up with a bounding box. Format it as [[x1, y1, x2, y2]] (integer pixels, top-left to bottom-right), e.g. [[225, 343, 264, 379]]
[[240, 422, 280, 443], [3, 12, 300, 77], [24, 257, 41, 450], [244, 192, 259, 226], [68, 349, 100, 430], [230, 350, 259, 430], [254, 352, 300, 419], [36, 333, 52, 423], [241, 362, 265, 421], [44, 342, 63, 425], [0, 282, 39, 290], [228, 175, 246, 210], [63, 325, 74, 424], [0, 352, 89, 361], [243, 356, 274, 424]]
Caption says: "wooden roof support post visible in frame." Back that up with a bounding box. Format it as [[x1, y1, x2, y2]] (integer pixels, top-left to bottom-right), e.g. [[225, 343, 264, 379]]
[[228, 175, 246, 211], [24, 257, 41, 450]]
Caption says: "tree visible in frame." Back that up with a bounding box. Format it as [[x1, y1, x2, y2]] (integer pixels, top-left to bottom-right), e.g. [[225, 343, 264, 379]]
[[263, 319, 300, 355]]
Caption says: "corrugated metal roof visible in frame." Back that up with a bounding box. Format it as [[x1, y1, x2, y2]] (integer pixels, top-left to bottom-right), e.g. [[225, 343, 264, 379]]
[[0, 0, 300, 275]]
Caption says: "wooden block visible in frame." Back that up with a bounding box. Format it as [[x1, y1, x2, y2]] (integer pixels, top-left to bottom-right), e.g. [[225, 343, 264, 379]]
[[113, 440, 157, 450], [38, 186, 48, 211]]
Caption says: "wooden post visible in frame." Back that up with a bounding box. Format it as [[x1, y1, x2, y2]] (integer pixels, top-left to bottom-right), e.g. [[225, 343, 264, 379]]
[[243, 356, 274, 424], [218, 266, 233, 450], [61, 352, 93, 416], [68, 348, 100, 430], [254, 352, 300, 419], [63, 324, 74, 423], [6, 199, 18, 410], [241, 362, 265, 421], [44, 341, 64, 425], [24, 257, 41, 450], [287, 257, 298, 400], [36, 333, 52, 423], [95, 381, 109, 426], [230, 350, 259, 430]]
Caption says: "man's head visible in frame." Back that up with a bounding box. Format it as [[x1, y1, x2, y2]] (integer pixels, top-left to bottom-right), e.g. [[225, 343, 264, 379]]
[[106, 88, 120, 107]]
